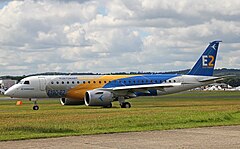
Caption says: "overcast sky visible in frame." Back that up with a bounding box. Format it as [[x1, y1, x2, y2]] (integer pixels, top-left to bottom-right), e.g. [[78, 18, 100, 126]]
[[0, 0, 240, 76]]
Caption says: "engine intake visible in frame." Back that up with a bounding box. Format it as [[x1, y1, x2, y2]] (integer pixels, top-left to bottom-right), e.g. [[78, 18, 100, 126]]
[[84, 90, 113, 106]]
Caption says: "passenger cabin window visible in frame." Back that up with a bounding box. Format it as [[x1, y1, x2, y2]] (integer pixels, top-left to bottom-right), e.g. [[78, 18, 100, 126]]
[[24, 81, 30, 84]]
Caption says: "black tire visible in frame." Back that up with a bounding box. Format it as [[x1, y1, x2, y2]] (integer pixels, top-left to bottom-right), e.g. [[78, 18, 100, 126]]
[[120, 102, 131, 108], [125, 102, 131, 108], [33, 105, 39, 110]]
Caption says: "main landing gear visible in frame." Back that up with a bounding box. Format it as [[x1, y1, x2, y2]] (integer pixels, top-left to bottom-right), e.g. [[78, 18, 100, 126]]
[[29, 98, 39, 110], [118, 97, 131, 108]]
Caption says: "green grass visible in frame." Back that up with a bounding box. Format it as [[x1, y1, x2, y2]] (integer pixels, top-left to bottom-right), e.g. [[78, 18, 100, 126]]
[[0, 91, 240, 141]]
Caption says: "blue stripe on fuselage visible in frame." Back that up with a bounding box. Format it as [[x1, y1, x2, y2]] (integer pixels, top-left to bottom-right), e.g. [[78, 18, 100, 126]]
[[103, 74, 180, 88]]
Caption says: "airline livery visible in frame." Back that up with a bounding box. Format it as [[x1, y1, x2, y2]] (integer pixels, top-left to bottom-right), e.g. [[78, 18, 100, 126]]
[[5, 41, 223, 110]]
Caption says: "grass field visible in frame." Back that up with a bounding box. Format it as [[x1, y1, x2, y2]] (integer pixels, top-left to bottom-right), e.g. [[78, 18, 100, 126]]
[[0, 91, 240, 141]]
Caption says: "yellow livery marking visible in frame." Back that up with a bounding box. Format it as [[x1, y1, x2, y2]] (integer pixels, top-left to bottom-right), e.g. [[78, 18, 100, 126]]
[[202, 55, 215, 67], [66, 75, 139, 100], [208, 55, 214, 67]]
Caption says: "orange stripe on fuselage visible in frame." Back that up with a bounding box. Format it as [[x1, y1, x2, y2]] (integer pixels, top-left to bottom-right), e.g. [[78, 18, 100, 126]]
[[66, 75, 137, 100]]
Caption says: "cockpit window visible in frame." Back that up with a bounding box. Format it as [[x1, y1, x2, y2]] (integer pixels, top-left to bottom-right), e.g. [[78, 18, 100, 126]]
[[18, 81, 23, 84], [24, 81, 30, 84]]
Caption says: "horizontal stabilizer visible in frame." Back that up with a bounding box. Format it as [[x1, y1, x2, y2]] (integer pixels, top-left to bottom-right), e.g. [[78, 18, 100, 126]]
[[198, 75, 235, 82]]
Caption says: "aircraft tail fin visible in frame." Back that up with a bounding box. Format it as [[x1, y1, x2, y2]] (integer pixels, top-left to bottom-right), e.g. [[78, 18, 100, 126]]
[[187, 41, 222, 76]]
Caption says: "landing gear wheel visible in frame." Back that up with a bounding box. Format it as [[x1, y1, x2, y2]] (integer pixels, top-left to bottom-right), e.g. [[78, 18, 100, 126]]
[[32, 99, 39, 110], [103, 103, 112, 108], [120, 102, 131, 108], [125, 102, 131, 108], [33, 105, 39, 110]]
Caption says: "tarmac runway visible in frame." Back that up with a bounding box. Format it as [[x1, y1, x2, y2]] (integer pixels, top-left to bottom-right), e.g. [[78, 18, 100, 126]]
[[0, 97, 15, 100], [0, 125, 239, 149], [0, 97, 10, 100]]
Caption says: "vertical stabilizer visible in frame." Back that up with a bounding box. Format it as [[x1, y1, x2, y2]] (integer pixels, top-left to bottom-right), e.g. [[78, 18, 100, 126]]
[[187, 41, 222, 76]]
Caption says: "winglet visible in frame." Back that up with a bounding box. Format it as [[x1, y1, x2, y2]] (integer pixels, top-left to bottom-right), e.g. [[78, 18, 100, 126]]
[[187, 41, 222, 76]]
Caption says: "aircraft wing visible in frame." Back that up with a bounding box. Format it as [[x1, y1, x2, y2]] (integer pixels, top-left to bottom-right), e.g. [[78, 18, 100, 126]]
[[111, 83, 181, 91], [100, 83, 181, 94]]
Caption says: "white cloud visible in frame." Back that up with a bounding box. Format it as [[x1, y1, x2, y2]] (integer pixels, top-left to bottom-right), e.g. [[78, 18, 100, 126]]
[[0, 0, 239, 75]]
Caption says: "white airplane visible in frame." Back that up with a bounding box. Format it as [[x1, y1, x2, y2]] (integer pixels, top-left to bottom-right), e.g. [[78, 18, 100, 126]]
[[5, 41, 224, 110]]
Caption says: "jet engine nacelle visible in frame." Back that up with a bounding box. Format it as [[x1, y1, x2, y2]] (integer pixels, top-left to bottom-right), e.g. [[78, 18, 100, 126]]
[[84, 90, 113, 106], [60, 98, 84, 105]]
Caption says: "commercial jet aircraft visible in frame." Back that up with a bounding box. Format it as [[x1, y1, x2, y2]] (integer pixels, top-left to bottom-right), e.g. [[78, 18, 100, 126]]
[[5, 41, 223, 110]]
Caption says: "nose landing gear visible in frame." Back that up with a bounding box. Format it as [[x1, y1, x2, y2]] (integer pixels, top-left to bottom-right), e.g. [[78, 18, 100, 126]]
[[29, 98, 39, 110], [33, 104, 39, 110]]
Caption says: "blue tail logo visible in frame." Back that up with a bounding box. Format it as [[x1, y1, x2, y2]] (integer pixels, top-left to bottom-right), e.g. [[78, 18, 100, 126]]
[[188, 41, 222, 76]]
